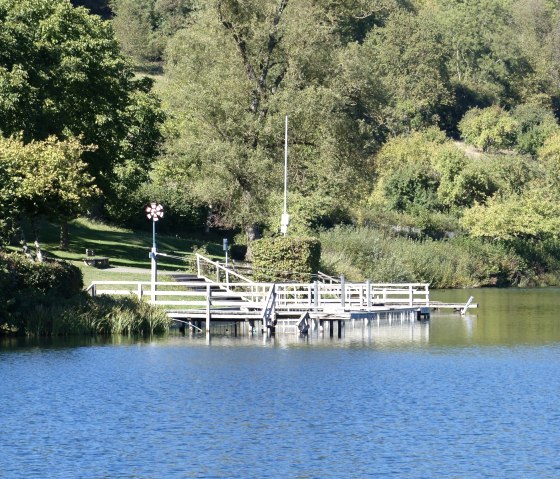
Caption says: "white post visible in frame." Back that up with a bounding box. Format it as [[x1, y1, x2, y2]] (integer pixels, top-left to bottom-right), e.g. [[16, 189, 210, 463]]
[[409, 285, 413, 307], [281, 115, 289, 236], [206, 284, 211, 334], [150, 247, 157, 304], [340, 275, 345, 310], [366, 280, 371, 310]]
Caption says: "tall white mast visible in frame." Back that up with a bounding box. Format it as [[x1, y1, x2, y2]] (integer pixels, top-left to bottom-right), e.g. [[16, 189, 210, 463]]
[[281, 115, 290, 236]]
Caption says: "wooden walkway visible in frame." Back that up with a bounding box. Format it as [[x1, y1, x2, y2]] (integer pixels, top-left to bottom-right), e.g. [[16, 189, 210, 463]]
[[86, 253, 476, 335]]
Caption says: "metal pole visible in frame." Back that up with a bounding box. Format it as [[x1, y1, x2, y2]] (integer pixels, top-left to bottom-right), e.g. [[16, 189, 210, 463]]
[[284, 115, 288, 218], [151, 220, 157, 303], [206, 284, 211, 335], [281, 115, 289, 237]]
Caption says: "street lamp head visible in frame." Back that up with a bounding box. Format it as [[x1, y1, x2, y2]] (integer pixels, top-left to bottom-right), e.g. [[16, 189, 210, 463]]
[[146, 203, 164, 221]]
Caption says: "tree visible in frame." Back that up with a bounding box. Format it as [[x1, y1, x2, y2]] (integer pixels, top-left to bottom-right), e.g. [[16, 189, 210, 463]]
[[161, 0, 381, 239], [0, 0, 163, 220], [461, 186, 560, 240], [365, 6, 453, 134], [110, 0, 195, 64], [369, 128, 495, 212], [0, 136, 98, 248]]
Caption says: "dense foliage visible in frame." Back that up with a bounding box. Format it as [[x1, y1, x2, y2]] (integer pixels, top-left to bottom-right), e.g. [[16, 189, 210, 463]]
[[320, 226, 529, 288], [0, 0, 164, 237], [252, 237, 321, 282]]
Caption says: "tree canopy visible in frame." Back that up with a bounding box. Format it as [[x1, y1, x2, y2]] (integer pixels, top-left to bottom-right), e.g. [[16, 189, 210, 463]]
[[0, 0, 163, 221]]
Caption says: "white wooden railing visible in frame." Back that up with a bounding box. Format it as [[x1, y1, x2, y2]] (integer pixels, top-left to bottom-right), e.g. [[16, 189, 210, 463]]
[[86, 280, 429, 310], [196, 253, 253, 287]]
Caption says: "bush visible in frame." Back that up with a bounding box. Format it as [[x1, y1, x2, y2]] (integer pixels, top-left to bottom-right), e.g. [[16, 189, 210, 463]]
[[251, 237, 321, 282], [459, 106, 518, 152], [0, 251, 83, 296]]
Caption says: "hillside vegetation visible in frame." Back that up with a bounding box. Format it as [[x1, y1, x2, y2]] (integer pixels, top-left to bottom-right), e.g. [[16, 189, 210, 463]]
[[3, 0, 560, 287]]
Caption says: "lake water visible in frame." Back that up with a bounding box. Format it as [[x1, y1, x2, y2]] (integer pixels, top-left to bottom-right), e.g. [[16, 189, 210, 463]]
[[1, 288, 560, 478]]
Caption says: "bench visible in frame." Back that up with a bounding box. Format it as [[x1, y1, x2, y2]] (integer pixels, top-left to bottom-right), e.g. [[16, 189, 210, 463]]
[[83, 257, 110, 268], [83, 249, 110, 268]]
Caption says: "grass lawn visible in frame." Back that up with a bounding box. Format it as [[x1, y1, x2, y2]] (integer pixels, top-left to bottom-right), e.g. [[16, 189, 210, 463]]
[[14, 217, 228, 288]]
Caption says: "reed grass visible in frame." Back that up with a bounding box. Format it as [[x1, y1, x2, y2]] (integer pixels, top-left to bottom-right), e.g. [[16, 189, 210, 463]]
[[319, 225, 527, 288], [6, 294, 171, 337]]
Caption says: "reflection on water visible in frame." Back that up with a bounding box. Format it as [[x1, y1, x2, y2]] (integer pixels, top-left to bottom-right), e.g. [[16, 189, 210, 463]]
[[431, 287, 560, 345], [1, 288, 560, 478]]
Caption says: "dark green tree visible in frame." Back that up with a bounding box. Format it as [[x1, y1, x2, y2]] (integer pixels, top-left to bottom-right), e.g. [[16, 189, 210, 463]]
[[0, 0, 163, 222]]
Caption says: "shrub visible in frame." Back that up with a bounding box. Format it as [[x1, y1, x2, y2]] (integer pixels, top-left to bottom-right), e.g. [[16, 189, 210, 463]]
[[512, 103, 559, 157], [251, 237, 321, 282], [459, 106, 518, 152]]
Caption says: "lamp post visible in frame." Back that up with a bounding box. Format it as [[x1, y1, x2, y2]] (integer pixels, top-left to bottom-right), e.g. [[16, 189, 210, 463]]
[[146, 203, 164, 303]]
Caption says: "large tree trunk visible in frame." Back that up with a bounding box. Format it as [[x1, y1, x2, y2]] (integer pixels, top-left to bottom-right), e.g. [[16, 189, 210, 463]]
[[59, 220, 69, 251]]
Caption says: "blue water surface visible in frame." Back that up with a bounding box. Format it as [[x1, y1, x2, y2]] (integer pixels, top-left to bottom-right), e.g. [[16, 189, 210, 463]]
[[2, 289, 560, 478]]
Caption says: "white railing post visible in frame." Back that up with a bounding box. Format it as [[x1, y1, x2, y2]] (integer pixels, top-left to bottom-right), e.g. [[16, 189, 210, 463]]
[[206, 283, 211, 334], [314, 281, 319, 310], [409, 285, 413, 307], [366, 280, 371, 310], [340, 275, 345, 310]]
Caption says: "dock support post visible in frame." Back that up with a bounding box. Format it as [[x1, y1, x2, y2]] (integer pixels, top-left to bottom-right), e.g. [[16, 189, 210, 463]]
[[338, 320, 342, 338], [329, 320, 334, 338], [205, 284, 211, 336]]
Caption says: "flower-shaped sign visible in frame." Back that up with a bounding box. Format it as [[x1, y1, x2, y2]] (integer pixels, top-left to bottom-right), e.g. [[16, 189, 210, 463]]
[[146, 203, 164, 221]]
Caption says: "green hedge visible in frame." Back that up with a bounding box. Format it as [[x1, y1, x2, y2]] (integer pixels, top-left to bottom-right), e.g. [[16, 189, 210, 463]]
[[251, 237, 321, 282], [0, 252, 83, 297], [1, 251, 83, 327]]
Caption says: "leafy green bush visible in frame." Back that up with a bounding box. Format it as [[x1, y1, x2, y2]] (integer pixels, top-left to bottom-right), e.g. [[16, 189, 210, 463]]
[[251, 237, 321, 282], [512, 103, 559, 157], [459, 106, 518, 152], [0, 252, 83, 297]]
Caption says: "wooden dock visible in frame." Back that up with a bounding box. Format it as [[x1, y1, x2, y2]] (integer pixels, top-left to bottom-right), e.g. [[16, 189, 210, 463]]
[[86, 253, 477, 336]]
